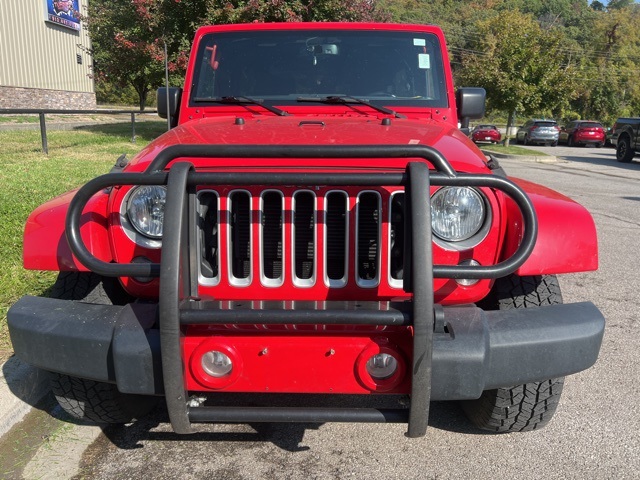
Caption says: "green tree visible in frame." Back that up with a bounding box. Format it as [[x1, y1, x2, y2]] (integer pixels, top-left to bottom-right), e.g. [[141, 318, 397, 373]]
[[458, 10, 576, 144], [204, 0, 390, 23]]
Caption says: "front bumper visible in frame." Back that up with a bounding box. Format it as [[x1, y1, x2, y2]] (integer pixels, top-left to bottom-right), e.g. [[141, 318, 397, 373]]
[[8, 295, 604, 400]]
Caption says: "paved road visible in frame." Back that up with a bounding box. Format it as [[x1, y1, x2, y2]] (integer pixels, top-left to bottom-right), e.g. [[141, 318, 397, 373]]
[[11, 145, 640, 479]]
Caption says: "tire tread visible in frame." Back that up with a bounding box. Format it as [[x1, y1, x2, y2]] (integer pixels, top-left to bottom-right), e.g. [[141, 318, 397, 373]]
[[462, 275, 565, 433], [47, 273, 155, 424]]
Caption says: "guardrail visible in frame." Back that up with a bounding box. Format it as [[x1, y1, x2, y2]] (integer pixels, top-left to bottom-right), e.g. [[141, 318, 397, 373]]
[[0, 109, 158, 154]]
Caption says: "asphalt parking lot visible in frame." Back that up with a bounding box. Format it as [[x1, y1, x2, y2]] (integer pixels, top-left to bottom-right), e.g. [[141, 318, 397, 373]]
[[2, 144, 639, 479]]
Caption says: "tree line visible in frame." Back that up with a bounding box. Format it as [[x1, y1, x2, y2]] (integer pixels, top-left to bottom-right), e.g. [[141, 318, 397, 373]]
[[86, 0, 640, 128]]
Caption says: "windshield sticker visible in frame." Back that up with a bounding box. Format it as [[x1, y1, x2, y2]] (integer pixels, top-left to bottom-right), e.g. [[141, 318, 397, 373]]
[[418, 54, 431, 69], [413, 38, 426, 47]]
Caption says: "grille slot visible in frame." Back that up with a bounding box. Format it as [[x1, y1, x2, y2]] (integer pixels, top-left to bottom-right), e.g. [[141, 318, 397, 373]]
[[293, 191, 315, 283], [261, 191, 283, 283], [357, 192, 381, 286], [325, 191, 348, 285], [389, 192, 405, 283], [229, 191, 251, 281], [197, 191, 219, 281]]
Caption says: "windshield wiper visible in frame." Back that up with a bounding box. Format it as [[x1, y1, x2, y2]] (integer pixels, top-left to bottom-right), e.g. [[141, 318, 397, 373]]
[[193, 96, 289, 116], [296, 95, 406, 119]]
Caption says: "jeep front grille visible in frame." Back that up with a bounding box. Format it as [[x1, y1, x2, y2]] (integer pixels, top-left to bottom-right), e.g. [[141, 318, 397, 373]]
[[196, 188, 388, 289]]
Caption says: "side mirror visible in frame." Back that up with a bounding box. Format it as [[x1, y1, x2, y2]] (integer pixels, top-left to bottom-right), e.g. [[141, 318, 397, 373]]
[[457, 87, 486, 122], [157, 87, 183, 128]]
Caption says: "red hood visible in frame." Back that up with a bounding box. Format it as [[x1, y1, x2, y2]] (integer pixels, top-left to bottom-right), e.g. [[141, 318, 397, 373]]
[[131, 115, 490, 173]]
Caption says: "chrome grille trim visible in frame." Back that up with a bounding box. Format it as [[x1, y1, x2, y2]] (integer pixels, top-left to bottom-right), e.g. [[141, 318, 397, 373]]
[[323, 190, 349, 288], [292, 190, 317, 287], [227, 190, 252, 287], [260, 190, 285, 287], [199, 188, 396, 290], [355, 191, 381, 288], [388, 191, 405, 289], [196, 190, 220, 287]]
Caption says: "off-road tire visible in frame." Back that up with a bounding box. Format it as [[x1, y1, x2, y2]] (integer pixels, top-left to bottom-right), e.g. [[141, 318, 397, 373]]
[[462, 274, 565, 432], [48, 272, 157, 424], [51, 374, 158, 424], [616, 135, 635, 163], [49, 271, 133, 305]]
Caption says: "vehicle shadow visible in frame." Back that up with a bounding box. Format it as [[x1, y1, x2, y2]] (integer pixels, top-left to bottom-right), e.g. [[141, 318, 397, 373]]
[[1, 356, 52, 425], [558, 152, 640, 170], [98, 399, 486, 453]]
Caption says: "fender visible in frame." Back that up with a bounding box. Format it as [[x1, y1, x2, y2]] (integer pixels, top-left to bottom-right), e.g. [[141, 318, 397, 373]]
[[23, 190, 112, 271], [503, 178, 598, 276]]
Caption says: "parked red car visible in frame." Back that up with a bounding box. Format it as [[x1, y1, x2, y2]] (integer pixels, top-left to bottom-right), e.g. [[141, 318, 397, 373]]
[[471, 124, 501, 144], [559, 120, 605, 147]]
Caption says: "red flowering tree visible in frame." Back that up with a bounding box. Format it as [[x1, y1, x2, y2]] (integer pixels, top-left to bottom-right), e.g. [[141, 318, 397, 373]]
[[87, 0, 389, 110], [87, 0, 204, 110]]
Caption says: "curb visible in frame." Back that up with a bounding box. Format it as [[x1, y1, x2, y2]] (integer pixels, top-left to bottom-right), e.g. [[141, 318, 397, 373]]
[[481, 149, 558, 164], [0, 357, 51, 438]]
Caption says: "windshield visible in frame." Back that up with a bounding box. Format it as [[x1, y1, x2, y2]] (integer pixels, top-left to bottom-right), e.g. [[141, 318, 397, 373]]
[[190, 29, 447, 108]]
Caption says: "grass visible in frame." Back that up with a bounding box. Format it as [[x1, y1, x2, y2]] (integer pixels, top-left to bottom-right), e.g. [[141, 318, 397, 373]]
[[0, 115, 39, 124], [0, 120, 166, 359], [479, 141, 549, 156]]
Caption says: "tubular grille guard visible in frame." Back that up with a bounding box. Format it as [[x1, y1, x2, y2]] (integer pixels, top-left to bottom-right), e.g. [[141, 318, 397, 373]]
[[65, 145, 538, 280], [64, 144, 538, 438]]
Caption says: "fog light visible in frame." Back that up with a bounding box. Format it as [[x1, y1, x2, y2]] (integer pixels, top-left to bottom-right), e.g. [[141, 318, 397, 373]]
[[132, 256, 154, 283], [366, 353, 398, 380], [456, 259, 481, 286], [201, 351, 232, 377]]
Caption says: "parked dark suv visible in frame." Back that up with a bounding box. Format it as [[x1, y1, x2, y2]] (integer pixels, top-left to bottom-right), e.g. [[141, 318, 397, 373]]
[[516, 119, 560, 146], [559, 121, 605, 148]]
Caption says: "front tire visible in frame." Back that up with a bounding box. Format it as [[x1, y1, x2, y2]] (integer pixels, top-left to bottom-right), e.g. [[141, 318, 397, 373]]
[[461, 275, 565, 432], [48, 272, 157, 424], [52, 374, 158, 424], [616, 135, 635, 163]]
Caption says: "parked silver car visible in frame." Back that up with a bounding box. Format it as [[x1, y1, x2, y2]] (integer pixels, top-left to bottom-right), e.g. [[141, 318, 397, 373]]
[[516, 119, 560, 146]]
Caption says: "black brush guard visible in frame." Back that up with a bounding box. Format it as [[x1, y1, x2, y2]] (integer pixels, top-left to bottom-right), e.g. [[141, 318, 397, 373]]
[[65, 145, 538, 437]]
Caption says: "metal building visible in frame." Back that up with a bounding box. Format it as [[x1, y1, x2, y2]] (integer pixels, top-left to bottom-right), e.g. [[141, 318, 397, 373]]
[[0, 0, 95, 109]]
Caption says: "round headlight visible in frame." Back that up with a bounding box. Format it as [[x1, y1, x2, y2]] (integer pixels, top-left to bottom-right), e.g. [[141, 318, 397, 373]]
[[127, 186, 167, 239], [431, 187, 485, 242], [201, 351, 233, 378]]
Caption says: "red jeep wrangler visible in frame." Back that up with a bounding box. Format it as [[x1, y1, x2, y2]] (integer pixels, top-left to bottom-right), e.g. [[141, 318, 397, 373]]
[[8, 23, 604, 437]]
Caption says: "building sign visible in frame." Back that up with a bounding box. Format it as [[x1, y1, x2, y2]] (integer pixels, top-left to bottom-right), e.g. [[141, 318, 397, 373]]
[[45, 0, 81, 31]]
